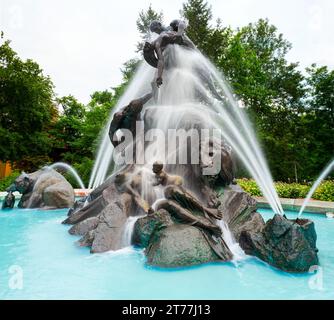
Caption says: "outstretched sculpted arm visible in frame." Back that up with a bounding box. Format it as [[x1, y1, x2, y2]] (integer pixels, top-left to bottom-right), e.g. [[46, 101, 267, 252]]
[[155, 42, 164, 87], [138, 92, 153, 105]]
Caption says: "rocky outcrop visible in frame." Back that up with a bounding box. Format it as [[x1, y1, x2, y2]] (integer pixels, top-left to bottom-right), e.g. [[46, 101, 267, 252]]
[[219, 186, 265, 241], [146, 224, 224, 267], [65, 181, 132, 253], [64, 168, 319, 274], [69, 217, 100, 236], [90, 202, 128, 253], [239, 214, 319, 273], [133, 209, 174, 248], [219, 187, 319, 273], [133, 209, 232, 267], [8, 168, 74, 209]]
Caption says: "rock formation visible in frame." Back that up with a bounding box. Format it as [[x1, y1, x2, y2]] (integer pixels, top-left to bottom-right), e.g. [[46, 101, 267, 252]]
[[7, 168, 74, 209], [239, 214, 319, 273]]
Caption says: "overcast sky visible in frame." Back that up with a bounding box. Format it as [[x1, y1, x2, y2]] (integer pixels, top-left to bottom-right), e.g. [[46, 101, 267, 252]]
[[1, 0, 333, 103]]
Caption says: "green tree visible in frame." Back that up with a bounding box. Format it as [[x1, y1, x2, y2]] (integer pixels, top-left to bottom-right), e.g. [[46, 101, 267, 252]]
[[222, 19, 305, 118], [297, 65, 334, 179], [121, 58, 140, 82], [181, 0, 213, 52], [224, 20, 306, 180], [0, 38, 56, 170], [50, 95, 85, 161], [136, 4, 163, 51]]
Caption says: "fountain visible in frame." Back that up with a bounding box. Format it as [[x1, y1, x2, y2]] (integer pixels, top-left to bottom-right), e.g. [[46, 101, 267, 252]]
[[1, 161, 87, 210], [64, 19, 318, 272], [5, 166, 75, 209], [49, 162, 86, 190], [298, 159, 334, 217]]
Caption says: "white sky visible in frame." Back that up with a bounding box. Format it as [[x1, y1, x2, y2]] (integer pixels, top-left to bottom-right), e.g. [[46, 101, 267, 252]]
[[1, 0, 333, 103]]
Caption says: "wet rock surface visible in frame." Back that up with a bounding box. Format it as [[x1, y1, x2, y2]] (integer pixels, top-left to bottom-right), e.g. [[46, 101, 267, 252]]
[[219, 186, 265, 241], [134, 209, 232, 267], [66, 179, 319, 274], [69, 217, 100, 236], [239, 214, 319, 273], [146, 224, 223, 267], [133, 209, 174, 248], [65, 180, 131, 253]]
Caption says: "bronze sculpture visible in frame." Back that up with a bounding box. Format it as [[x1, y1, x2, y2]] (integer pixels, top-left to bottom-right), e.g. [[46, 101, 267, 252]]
[[109, 92, 152, 147], [2, 190, 15, 209], [114, 167, 151, 215], [144, 19, 195, 87]]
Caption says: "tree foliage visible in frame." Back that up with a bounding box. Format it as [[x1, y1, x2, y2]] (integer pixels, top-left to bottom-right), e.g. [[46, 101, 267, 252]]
[[0, 39, 56, 169], [181, 0, 213, 52], [136, 4, 163, 51]]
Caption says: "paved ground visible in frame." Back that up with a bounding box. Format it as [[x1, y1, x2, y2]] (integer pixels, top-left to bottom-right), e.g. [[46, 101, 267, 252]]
[[255, 196, 334, 214]]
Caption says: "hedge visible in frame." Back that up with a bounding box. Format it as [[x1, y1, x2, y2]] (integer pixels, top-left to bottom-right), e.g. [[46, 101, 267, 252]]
[[0, 171, 21, 191], [237, 179, 334, 202]]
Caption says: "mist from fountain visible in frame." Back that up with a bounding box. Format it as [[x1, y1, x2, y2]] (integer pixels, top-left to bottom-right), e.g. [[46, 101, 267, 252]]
[[49, 162, 85, 190], [298, 158, 334, 217]]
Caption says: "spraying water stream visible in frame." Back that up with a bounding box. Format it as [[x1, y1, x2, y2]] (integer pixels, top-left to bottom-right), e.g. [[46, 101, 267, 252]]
[[298, 159, 334, 217], [49, 162, 85, 189]]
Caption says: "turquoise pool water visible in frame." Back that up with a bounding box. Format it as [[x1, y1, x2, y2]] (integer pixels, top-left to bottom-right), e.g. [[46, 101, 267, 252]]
[[0, 207, 333, 300]]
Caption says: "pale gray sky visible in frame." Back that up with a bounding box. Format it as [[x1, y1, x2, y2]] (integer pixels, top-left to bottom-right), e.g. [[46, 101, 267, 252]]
[[1, 0, 333, 103]]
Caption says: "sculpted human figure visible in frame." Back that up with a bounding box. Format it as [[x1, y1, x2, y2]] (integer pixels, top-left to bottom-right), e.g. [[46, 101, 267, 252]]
[[150, 161, 235, 260], [152, 161, 222, 233], [109, 92, 152, 147], [144, 20, 195, 87], [152, 161, 183, 187], [109, 19, 195, 148], [114, 169, 152, 215]]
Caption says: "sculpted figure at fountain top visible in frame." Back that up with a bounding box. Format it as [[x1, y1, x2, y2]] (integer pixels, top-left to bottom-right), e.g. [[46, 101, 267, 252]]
[[144, 19, 195, 87]]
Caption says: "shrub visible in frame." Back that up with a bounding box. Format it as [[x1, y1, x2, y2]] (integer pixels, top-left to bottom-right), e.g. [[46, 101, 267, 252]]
[[237, 179, 262, 196], [313, 180, 334, 202], [236, 179, 334, 202], [0, 170, 21, 191], [275, 182, 309, 199]]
